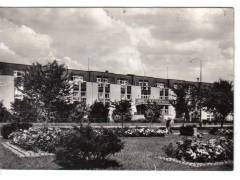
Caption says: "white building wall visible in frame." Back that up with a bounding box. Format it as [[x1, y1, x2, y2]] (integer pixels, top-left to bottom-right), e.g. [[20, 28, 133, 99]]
[[0, 75, 14, 109], [131, 85, 141, 101], [86, 82, 98, 106], [110, 84, 121, 102], [150, 87, 160, 99]]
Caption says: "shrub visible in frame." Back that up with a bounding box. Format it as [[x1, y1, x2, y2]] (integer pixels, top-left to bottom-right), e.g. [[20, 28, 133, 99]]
[[10, 98, 38, 123], [0, 101, 12, 122], [1, 122, 32, 139], [55, 125, 124, 169], [67, 102, 87, 123], [179, 125, 196, 136], [88, 101, 109, 123], [164, 137, 233, 163], [112, 100, 132, 123]]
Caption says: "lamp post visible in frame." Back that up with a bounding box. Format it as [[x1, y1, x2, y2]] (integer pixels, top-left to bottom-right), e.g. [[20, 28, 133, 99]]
[[190, 57, 203, 127]]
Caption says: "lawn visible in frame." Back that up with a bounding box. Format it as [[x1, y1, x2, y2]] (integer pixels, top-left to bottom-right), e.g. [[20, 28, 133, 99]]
[[0, 135, 233, 170]]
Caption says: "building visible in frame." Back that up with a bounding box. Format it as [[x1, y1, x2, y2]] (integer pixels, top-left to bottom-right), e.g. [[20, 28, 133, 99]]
[[0, 61, 214, 122]]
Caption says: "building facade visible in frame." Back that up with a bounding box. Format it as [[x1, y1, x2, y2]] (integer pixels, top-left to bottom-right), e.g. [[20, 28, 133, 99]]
[[0, 62, 215, 122]]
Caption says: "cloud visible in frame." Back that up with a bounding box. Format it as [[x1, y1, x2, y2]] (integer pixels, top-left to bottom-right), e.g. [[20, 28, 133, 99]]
[[0, 8, 234, 82]]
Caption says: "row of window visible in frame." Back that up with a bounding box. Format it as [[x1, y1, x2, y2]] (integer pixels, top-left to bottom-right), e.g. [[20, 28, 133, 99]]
[[13, 73, 171, 102]]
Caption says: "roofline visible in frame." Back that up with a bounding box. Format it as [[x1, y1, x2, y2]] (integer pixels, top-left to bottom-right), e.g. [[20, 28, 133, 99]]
[[0, 61, 212, 84]]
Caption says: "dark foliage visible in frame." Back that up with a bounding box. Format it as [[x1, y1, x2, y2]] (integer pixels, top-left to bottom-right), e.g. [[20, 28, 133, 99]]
[[143, 102, 162, 123], [88, 101, 110, 123], [112, 100, 132, 123], [11, 98, 38, 122], [16, 60, 72, 123], [170, 84, 201, 123], [67, 102, 87, 123], [1, 122, 32, 139], [0, 101, 12, 122], [162, 143, 176, 157], [179, 125, 196, 136], [55, 125, 124, 169], [202, 79, 233, 127]]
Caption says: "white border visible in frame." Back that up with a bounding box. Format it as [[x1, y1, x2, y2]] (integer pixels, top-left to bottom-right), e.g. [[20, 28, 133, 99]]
[[0, 1, 239, 180]]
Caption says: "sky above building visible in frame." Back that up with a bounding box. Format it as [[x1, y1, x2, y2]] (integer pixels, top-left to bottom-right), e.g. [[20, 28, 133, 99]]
[[0, 8, 234, 82]]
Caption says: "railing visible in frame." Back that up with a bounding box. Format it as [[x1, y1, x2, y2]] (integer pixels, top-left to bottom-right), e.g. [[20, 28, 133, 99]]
[[135, 98, 170, 105]]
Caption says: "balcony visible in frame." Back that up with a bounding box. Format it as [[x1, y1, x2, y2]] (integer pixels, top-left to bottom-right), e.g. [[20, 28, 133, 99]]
[[135, 98, 170, 105]]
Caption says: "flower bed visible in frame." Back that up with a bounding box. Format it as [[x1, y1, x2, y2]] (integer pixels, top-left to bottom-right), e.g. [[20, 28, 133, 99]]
[[8, 127, 65, 153], [209, 128, 233, 137], [112, 127, 166, 137], [8, 126, 166, 155], [163, 137, 233, 163]]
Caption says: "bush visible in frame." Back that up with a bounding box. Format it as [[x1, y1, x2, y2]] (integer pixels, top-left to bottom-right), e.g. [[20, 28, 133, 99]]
[[179, 125, 196, 136], [1, 122, 32, 139], [112, 100, 132, 123], [88, 101, 110, 123], [170, 137, 233, 163], [55, 125, 124, 169], [0, 101, 12, 122], [10, 98, 38, 123]]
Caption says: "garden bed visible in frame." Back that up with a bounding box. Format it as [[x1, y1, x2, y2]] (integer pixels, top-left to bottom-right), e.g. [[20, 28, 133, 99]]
[[153, 155, 233, 168], [2, 142, 54, 158]]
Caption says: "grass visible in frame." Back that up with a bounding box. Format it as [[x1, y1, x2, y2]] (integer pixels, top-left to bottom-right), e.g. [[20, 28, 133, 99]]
[[0, 134, 233, 170], [109, 135, 233, 170]]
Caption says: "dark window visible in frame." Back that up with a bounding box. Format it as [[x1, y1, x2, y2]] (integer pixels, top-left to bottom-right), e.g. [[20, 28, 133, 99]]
[[160, 89, 164, 96], [81, 82, 86, 91], [127, 86, 131, 93], [165, 89, 169, 96], [121, 87, 125, 94], [105, 84, 110, 93]]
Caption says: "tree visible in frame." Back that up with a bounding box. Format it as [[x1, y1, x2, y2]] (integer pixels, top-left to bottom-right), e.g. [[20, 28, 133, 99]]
[[68, 102, 87, 123], [202, 79, 233, 127], [14, 60, 71, 123], [112, 100, 132, 128], [169, 83, 200, 124], [88, 101, 110, 123], [143, 102, 161, 123], [11, 98, 38, 122]]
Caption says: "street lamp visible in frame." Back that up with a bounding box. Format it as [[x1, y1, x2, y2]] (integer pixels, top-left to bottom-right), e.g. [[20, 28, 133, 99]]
[[190, 57, 203, 126]]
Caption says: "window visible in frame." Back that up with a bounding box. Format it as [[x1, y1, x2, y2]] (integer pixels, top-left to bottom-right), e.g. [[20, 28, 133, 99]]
[[117, 79, 128, 85], [127, 94, 131, 100], [97, 77, 108, 83], [105, 93, 110, 99], [81, 91, 86, 97], [72, 91, 80, 101], [14, 71, 24, 100], [105, 83, 110, 93], [98, 92, 104, 99], [207, 113, 214, 121], [160, 88, 169, 100], [71, 75, 86, 102], [156, 83, 165, 89], [141, 95, 150, 99]]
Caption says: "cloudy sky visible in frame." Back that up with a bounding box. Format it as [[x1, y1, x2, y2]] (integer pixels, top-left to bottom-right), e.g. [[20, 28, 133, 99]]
[[0, 8, 233, 82]]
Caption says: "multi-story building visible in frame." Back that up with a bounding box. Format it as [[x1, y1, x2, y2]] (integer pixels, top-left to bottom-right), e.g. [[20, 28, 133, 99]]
[[0, 61, 215, 122]]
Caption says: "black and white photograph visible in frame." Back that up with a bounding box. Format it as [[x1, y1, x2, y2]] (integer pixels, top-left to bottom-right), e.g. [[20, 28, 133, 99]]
[[0, 6, 234, 172]]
